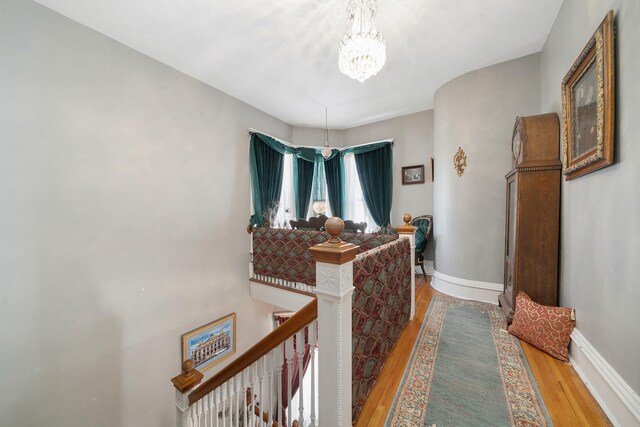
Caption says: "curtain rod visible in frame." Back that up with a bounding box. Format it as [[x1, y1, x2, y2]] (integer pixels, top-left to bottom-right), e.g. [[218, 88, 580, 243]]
[[247, 128, 296, 147], [248, 128, 394, 150]]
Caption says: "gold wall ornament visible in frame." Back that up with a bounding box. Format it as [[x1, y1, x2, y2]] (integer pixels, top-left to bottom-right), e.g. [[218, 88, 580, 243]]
[[453, 147, 467, 177]]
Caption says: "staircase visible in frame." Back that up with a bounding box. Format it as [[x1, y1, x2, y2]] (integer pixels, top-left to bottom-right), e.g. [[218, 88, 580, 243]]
[[170, 216, 417, 427]]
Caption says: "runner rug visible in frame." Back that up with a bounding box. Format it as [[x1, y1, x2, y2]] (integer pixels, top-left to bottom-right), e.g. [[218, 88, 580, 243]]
[[385, 295, 552, 426]]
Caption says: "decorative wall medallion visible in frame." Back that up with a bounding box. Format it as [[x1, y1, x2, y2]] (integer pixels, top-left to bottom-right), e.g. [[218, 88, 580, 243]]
[[453, 147, 467, 177]]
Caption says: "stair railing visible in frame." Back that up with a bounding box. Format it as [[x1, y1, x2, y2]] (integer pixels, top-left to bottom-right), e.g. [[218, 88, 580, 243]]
[[172, 216, 416, 427], [172, 299, 318, 427]]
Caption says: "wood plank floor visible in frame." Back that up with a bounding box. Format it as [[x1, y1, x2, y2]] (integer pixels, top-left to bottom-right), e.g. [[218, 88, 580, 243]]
[[354, 276, 611, 427]]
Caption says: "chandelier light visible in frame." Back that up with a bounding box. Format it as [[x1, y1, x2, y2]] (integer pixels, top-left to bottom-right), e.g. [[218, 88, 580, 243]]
[[338, 0, 386, 83], [321, 108, 332, 160]]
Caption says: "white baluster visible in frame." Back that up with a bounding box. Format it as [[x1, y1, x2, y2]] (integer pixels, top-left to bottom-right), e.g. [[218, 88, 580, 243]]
[[249, 363, 256, 427], [201, 395, 207, 427], [235, 376, 241, 427], [309, 320, 318, 427], [227, 380, 234, 427], [274, 345, 283, 427], [296, 328, 306, 426], [197, 399, 203, 427], [222, 383, 227, 427], [266, 351, 274, 427], [257, 356, 264, 426], [207, 392, 214, 427], [242, 370, 248, 427], [189, 405, 197, 427], [215, 388, 221, 427], [285, 336, 294, 426]]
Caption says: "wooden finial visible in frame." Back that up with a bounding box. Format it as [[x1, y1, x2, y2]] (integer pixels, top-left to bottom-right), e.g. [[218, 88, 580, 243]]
[[308, 217, 359, 264], [324, 217, 344, 244], [396, 213, 417, 234], [171, 359, 203, 393], [182, 359, 195, 374]]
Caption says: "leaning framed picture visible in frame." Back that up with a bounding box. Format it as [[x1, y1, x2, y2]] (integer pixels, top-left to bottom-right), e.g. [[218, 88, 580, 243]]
[[182, 313, 236, 372], [561, 10, 615, 180], [402, 164, 425, 185]]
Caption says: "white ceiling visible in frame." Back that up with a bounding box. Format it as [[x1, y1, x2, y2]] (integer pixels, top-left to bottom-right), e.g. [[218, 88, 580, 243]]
[[35, 0, 563, 129]]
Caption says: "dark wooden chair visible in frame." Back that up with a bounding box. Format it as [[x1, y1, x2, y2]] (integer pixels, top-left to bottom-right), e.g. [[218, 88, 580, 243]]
[[290, 215, 329, 231], [411, 215, 433, 276], [343, 220, 367, 233]]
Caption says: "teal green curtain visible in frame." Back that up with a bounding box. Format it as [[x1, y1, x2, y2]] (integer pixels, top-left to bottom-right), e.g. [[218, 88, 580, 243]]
[[249, 134, 284, 226], [341, 140, 392, 155], [354, 144, 393, 227], [249, 132, 393, 225], [294, 158, 314, 219], [324, 154, 345, 218], [252, 132, 339, 161]]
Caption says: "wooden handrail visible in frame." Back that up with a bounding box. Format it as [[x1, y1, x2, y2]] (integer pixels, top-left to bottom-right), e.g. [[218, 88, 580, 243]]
[[188, 298, 318, 405]]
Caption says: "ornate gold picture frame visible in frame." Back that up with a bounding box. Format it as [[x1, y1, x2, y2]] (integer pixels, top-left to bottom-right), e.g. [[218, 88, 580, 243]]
[[561, 10, 615, 180]]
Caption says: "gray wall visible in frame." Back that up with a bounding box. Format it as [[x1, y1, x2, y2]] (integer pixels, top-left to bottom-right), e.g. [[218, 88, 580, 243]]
[[343, 111, 435, 260], [0, 1, 291, 426], [542, 0, 640, 393], [291, 127, 345, 148], [433, 54, 541, 283]]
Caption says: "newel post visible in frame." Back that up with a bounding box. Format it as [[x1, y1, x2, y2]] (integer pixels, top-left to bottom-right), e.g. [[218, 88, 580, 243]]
[[309, 217, 358, 427], [396, 213, 417, 320], [171, 359, 203, 427]]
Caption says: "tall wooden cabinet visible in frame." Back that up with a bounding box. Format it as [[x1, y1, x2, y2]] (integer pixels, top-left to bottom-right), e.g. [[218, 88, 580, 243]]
[[499, 113, 561, 323]]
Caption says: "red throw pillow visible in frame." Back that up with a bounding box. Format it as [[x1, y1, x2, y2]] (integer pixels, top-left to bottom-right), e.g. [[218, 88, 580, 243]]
[[508, 292, 576, 362]]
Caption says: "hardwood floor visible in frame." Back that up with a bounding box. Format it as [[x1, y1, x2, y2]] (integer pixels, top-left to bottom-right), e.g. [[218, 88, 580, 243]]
[[354, 276, 611, 427]]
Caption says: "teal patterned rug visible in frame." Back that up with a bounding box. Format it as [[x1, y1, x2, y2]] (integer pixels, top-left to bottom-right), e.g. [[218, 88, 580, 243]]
[[385, 295, 552, 426]]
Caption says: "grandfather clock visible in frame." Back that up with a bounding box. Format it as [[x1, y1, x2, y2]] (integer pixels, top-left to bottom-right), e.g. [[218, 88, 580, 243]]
[[499, 113, 561, 323]]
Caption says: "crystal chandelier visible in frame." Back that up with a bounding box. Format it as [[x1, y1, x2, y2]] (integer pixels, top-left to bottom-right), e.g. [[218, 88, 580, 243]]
[[338, 0, 386, 83], [321, 108, 332, 160]]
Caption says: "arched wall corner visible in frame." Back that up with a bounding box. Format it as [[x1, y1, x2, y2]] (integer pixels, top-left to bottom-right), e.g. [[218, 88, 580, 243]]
[[431, 269, 502, 305], [432, 53, 542, 299]]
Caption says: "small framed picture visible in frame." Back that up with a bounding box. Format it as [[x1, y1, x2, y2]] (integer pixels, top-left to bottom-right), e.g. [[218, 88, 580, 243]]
[[182, 313, 236, 372], [402, 165, 425, 185]]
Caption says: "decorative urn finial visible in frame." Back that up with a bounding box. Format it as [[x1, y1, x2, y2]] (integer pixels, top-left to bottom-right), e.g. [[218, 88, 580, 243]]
[[324, 217, 344, 244]]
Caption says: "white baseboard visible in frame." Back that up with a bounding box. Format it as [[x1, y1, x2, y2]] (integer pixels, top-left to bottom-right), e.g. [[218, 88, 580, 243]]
[[431, 269, 502, 305], [569, 329, 640, 427]]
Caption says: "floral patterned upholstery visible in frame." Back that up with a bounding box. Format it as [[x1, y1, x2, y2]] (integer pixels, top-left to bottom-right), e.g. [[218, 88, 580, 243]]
[[252, 228, 397, 287], [351, 238, 412, 421], [252, 228, 412, 422]]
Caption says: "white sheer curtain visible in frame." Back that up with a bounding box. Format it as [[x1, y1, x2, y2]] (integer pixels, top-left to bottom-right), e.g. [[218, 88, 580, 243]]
[[275, 154, 296, 228], [344, 154, 376, 232]]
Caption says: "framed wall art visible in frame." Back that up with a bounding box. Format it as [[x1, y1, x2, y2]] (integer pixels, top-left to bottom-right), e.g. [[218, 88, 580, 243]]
[[402, 164, 425, 185], [428, 157, 434, 182], [182, 313, 236, 372], [561, 10, 615, 180]]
